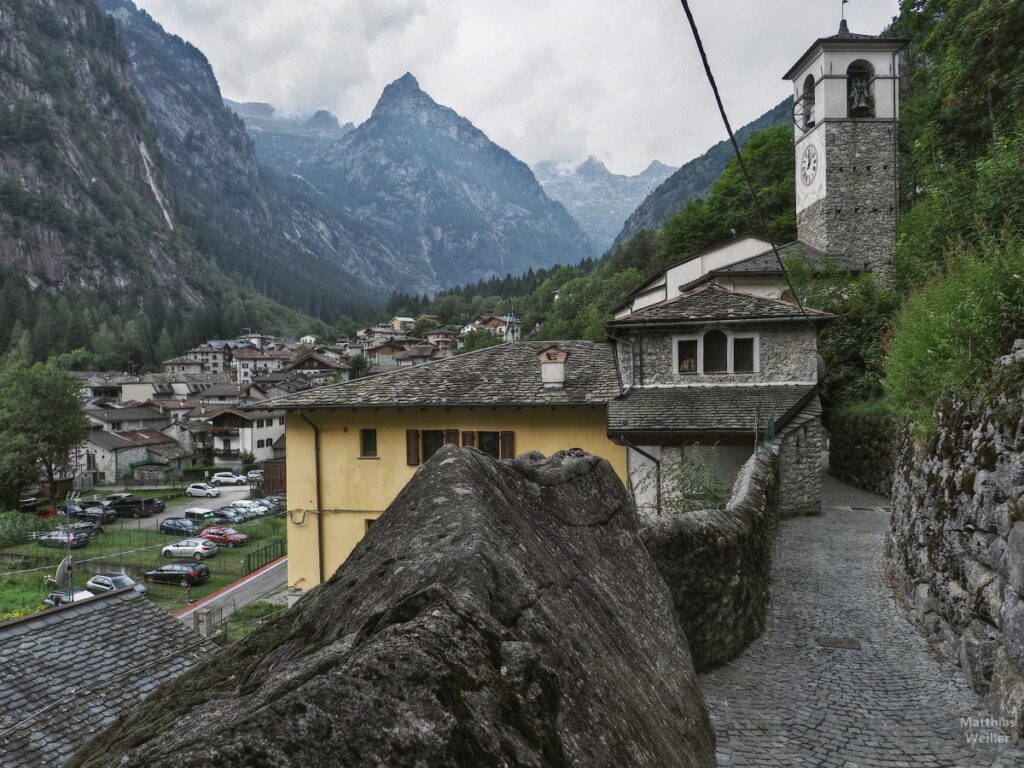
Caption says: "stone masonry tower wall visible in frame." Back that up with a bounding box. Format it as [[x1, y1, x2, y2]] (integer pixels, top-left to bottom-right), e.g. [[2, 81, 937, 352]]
[[796, 120, 898, 275]]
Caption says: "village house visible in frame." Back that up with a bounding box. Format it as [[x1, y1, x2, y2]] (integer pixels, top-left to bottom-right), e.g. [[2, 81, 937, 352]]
[[208, 408, 286, 467], [421, 329, 459, 352], [286, 351, 351, 386], [85, 405, 170, 433], [231, 348, 274, 384], [162, 355, 204, 375], [270, 341, 627, 591], [390, 316, 416, 333]]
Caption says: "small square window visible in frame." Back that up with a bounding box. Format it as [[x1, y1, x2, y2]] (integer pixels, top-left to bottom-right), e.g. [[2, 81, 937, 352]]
[[734, 338, 755, 373], [678, 340, 698, 374], [360, 429, 377, 458]]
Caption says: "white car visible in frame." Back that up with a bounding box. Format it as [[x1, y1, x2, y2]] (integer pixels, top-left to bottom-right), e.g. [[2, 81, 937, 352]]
[[210, 472, 247, 486], [246, 469, 263, 480], [227, 500, 260, 510], [161, 538, 218, 560], [186, 483, 220, 498], [43, 589, 96, 607]]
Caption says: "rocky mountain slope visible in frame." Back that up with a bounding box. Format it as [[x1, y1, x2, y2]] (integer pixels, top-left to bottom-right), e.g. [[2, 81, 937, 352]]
[[611, 98, 792, 251], [71, 447, 715, 768], [96, 0, 404, 317], [223, 99, 352, 175], [535, 156, 676, 253], [0, 0, 203, 304], [296, 73, 596, 287]]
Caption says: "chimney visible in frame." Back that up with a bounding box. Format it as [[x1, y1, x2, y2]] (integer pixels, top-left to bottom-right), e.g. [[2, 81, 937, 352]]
[[538, 346, 569, 389]]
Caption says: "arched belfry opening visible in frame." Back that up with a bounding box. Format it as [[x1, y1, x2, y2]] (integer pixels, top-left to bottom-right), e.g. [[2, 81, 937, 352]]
[[847, 60, 875, 117], [801, 74, 816, 129]]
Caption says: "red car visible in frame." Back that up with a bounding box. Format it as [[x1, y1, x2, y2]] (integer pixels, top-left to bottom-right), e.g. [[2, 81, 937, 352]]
[[199, 526, 249, 548]]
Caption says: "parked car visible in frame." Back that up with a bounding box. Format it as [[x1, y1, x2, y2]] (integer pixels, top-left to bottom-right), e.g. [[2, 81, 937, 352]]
[[79, 506, 118, 524], [246, 469, 263, 481], [224, 508, 255, 523], [102, 493, 134, 504], [227, 500, 260, 511], [85, 572, 147, 596], [184, 508, 220, 523], [210, 472, 247, 486], [43, 589, 96, 607], [108, 498, 157, 519], [38, 531, 89, 549], [159, 517, 199, 536], [200, 526, 249, 548], [56, 502, 84, 518], [161, 538, 217, 560], [144, 562, 210, 587], [18, 497, 38, 512], [150, 498, 166, 514], [59, 521, 103, 539], [213, 508, 245, 525], [186, 483, 221, 498]]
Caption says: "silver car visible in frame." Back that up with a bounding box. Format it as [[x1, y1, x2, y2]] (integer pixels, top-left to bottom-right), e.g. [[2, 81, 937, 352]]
[[161, 538, 218, 560]]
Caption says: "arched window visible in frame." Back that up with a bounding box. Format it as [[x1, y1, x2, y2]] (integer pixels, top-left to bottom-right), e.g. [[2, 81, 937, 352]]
[[703, 330, 728, 374], [847, 60, 875, 118], [802, 74, 816, 129]]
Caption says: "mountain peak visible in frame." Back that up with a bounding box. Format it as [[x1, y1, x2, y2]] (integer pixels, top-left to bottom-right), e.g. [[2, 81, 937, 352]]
[[639, 160, 674, 178], [305, 109, 342, 132], [372, 72, 436, 118], [577, 155, 611, 177]]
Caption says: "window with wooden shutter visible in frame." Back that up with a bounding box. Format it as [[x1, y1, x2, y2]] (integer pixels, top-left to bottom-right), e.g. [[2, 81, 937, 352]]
[[444, 429, 459, 445], [499, 431, 515, 459], [406, 429, 420, 465], [478, 431, 499, 459], [461, 431, 476, 448], [422, 430, 445, 461]]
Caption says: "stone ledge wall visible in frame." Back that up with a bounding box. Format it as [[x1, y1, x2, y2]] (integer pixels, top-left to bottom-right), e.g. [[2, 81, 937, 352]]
[[829, 408, 898, 496], [641, 449, 779, 672], [890, 343, 1024, 742]]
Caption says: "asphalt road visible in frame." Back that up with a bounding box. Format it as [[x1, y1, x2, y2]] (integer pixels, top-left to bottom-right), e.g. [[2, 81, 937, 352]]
[[175, 556, 288, 625]]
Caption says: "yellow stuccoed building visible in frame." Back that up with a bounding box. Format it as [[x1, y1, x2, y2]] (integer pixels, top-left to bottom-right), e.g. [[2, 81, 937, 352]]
[[270, 341, 628, 593]]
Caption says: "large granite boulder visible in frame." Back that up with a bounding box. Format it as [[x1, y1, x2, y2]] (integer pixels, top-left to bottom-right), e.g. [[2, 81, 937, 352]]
[[72, 447, 716, 768]]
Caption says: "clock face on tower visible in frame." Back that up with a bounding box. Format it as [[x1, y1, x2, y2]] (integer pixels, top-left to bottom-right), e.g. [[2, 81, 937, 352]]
[[800, 144, 818, 185]]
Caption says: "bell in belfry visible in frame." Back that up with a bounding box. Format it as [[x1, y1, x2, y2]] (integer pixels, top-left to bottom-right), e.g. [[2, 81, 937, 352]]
[[848, 77, 874, 117]]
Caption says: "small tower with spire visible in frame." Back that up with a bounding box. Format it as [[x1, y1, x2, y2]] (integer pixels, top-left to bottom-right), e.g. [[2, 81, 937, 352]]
[[783, 19, 908, 280]]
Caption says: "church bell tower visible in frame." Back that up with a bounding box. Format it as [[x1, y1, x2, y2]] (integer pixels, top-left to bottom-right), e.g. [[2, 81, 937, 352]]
[[784, 20, 908, 279]]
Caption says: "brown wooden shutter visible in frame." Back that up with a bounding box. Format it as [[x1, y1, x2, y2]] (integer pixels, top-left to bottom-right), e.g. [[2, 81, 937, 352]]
[[406, 429, 420, 465], [461, 431, 475, 448], [499, 431, 515, 459], [444, 429, 459, 445]]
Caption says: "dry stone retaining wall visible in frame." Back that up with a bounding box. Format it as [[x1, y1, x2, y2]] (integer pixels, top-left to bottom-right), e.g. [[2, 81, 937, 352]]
[[890, 342, 1024, 742], [641, 449, 779, 671], [829, 407, 898, 496]]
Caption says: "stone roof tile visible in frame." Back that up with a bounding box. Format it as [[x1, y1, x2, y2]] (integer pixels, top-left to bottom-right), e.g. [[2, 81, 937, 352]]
[[267, 341, 621, 410], [608, 284, 832, 326]]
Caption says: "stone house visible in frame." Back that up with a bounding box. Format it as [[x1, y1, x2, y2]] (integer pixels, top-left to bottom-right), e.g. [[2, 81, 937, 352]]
[[606, 283, 832, 516], [84, 429, 149, 484], [85, 405, 170, 433], [162, 355, 204, 375]]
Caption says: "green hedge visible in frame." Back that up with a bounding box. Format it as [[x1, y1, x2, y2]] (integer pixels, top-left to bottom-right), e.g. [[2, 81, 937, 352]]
[[0, 510, 57, 549]]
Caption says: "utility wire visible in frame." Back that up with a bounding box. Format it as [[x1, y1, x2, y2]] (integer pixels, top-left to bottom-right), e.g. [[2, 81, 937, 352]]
[[677, 0, 816, 330]]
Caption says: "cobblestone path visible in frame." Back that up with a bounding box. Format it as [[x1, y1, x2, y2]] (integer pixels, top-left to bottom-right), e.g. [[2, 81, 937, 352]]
[[699, 476, 1024, 767]]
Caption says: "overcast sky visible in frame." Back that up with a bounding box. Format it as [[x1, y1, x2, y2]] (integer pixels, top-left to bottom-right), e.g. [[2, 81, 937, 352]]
[[137, 0, 900, 175]]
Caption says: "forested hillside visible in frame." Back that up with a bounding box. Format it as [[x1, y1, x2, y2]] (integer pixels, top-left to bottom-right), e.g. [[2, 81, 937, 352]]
[[0, 0, 317, 371]]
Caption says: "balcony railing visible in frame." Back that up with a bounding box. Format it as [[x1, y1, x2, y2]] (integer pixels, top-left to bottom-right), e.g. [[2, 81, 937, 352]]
[[214, 448, 240, 458]]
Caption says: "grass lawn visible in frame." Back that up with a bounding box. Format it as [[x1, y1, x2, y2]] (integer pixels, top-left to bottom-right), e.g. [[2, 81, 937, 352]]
[[0, 515, 285, 616]]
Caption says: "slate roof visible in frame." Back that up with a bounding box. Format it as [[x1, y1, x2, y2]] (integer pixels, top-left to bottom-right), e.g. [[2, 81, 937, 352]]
[[607, 284, 833, 327], [0, 589, 215, 767], [85, 407, 168, 424], [116, 429, 177, 447], [704, 240, 867, 279], [87, 429, 136, 451], [607, 384, 818, 436], [783, 20, 909, 80], [267, 341, 622, 410]]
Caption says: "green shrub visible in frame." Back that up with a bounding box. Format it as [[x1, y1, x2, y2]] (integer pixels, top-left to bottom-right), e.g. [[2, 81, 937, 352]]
[[0, 510, 57, 549], [884, 234, 1024, 427]]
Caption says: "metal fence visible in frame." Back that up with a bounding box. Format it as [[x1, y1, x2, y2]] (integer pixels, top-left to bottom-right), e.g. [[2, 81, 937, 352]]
[[245, 539, 285, 574]]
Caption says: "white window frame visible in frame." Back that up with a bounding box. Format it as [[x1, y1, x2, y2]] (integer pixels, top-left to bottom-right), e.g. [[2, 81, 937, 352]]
[[671, 329, 761, 377]]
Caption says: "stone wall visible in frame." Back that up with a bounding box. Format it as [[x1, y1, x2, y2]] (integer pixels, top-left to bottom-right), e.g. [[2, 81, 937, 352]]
[[641, 449, 779, 671], [890, 343, 1024, 742], [797, 120, 897, 278], [779, 413, 826, 517], [639, 326, 818, 385], [829, 407, 898, 496]]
